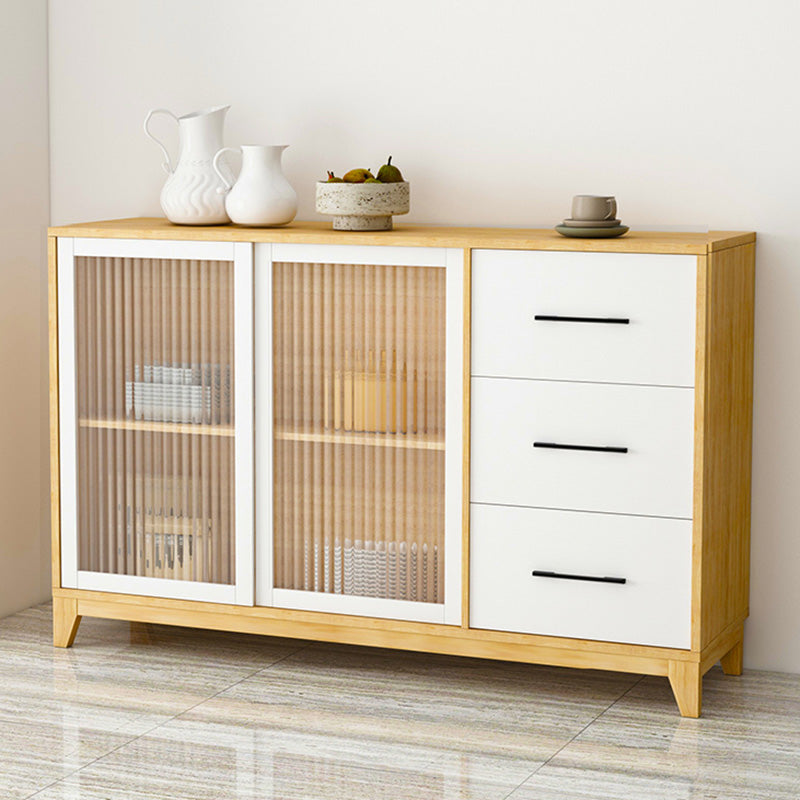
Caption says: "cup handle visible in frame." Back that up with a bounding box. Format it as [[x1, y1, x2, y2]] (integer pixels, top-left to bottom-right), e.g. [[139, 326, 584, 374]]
[[605, 198, 616, 220], [213, 147, 240, 194], [143, 108, 179, 175]]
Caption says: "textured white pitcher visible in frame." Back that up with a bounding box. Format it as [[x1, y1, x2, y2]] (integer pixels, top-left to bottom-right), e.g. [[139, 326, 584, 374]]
[[213, 145, 297, 227], [144, 105, 233, 225]]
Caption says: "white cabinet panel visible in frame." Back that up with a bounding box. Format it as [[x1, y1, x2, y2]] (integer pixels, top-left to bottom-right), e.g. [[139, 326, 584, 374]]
[[471, 249, 696, 386], [471, 377, 694, 519], [470, 503, 692, 648]]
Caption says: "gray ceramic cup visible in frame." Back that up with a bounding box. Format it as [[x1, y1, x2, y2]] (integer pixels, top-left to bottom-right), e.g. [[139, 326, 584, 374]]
[[572, 195, 617, 221]]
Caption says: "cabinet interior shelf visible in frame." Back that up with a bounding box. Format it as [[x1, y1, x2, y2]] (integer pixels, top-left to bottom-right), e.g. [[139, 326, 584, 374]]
[[274, 426, 445, 451], [78, 418, 235, 438]]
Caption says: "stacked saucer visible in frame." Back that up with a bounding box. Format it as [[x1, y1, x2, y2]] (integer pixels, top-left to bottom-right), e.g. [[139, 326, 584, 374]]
[[555, 195, 629, 238], [555, 218, 629, 238]]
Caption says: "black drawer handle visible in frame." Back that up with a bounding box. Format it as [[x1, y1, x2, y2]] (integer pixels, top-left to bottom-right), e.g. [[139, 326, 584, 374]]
[[532, 570, 627, 585], [533, 441, 628, 454], [534, 314, 630, 325]]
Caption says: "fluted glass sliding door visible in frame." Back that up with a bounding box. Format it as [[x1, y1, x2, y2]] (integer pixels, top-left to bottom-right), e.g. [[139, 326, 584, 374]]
[[58, 238, 253, 604], [256, 243, 464, 624]]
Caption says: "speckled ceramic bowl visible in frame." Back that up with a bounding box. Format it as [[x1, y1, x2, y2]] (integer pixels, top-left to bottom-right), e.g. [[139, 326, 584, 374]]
[[315, 181, 410, 230]]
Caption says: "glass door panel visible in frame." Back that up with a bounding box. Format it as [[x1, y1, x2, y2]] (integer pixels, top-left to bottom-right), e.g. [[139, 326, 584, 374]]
[[73, 254, 235, 585], [272, 260, 446, 605]]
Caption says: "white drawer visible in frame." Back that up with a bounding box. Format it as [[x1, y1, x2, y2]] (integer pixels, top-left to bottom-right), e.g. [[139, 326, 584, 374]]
[[471, 249, 696, 386], [469, 503, 692, 648], [471, 377, 694, 518]]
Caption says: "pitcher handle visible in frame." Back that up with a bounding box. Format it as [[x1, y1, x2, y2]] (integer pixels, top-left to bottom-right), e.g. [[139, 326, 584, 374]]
[[144, 108, 179, 175], [213, 147, 240, 193]]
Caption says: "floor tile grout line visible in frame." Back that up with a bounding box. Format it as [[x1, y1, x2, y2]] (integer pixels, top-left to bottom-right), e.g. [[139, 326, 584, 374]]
[[590, 673, 649, 717], [499, 675, 647, 799], [21, 717, 168, 800], [143, 641, 313, 726], [21, 640, 313, 800]]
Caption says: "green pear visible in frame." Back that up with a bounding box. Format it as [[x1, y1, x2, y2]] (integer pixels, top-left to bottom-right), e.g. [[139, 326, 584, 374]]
[[343, 168, 374, 183], [326, 170, 344, 183], [376, 156, 403, 183], [364, 178, 382, 183]]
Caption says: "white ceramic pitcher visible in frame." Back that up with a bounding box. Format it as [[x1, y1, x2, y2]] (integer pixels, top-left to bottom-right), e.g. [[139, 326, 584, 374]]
[[212, 145, 297, 227], [144, 105, 233, 225]]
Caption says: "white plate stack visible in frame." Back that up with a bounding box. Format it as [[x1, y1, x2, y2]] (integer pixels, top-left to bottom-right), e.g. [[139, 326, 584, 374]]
[[125, 363, 229, 424]]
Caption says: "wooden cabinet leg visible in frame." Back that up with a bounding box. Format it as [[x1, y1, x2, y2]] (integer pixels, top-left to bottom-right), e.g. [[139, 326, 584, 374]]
[[720, 639, 743, 676], [668, 660, 702, 718], [53, 597, 82, 648]]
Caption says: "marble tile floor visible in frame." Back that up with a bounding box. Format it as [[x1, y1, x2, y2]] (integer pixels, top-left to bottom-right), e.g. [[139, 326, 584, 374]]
[[1, 602, 798, 800]]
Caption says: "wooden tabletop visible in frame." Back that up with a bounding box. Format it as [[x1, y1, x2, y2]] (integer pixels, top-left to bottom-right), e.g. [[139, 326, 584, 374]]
[[48, 217, 755, 255]]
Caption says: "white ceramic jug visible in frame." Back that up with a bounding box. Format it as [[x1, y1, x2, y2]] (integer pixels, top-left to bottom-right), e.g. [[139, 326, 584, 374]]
[[144, 105, 233, 225], [212, 145, 297, 227]]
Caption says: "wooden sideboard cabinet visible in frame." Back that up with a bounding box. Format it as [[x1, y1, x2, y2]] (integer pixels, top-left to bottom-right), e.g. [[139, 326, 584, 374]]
[[48, 219, 755, 717]]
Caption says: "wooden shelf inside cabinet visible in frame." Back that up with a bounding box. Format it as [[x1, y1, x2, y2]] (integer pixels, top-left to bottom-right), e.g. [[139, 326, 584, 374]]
[[78, 418, 235, 438], [274, 426, 445, 451]]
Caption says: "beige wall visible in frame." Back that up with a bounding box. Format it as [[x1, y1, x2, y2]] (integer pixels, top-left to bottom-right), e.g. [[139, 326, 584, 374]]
[[0, 0, 50, 617], [45, 0, 800, 671]]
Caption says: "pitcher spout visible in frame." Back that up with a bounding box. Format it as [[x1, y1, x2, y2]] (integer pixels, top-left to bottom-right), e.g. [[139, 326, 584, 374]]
[[179, 104, 230, 121]]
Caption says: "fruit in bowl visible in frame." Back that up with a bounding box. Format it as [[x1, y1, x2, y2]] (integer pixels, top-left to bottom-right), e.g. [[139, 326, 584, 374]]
[[342, 168, 375, 183], [316, 157, 410, 231], [376, 157, 403, 183]]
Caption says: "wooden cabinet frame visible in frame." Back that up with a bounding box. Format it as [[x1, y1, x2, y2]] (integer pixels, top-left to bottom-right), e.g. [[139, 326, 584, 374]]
[[48, 219, 755, 718]]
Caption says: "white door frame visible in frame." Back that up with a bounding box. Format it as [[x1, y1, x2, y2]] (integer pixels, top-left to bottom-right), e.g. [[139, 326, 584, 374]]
[[254, 242, 463, 624], [58, 237, 254, 605]]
